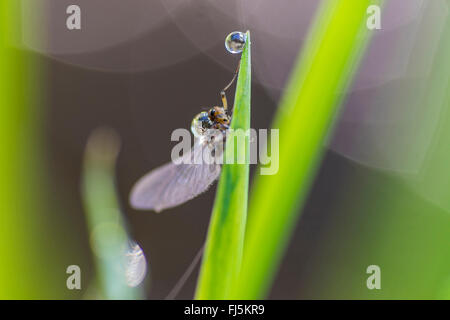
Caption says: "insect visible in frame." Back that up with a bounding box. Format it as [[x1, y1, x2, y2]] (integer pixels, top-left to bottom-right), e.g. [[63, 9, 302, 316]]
[[129, 64, 240, 212]]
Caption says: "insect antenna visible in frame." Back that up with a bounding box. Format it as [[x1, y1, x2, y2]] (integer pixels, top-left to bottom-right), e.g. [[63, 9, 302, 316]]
[[220, 60, 241, 112]]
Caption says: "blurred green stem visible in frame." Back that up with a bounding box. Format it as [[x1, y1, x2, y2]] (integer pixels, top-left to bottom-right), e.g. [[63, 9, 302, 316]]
[[0, 0, 72, 299], [82, 128, 145, 299], [231, 0, 376, 299]]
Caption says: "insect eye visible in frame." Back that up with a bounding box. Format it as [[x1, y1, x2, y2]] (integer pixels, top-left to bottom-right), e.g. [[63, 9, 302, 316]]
[[210, 109, 216, 117]]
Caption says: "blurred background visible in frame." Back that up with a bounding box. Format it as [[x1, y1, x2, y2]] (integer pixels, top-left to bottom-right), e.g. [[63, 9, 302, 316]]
[[1, 0, 449, 299]]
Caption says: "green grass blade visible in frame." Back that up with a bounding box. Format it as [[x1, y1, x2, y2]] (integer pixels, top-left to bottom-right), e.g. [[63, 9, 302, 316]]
[[0, 0, 60, 299], [195, 31, 251, 299], [82, 128, 146, 299], [231, 1, 376, 299]]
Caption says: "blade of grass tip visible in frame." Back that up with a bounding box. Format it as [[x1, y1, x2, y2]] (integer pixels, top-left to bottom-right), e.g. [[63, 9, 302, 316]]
[[231, 1, 379, 299], [82, 128, 147, 299], [195, 31, 251, 300]]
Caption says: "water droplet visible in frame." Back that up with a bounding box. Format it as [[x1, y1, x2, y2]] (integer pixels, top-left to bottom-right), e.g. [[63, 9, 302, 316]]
[[125, 241, 147, 287], [225, 31, 246, 54], [191, 111, 210, 137]]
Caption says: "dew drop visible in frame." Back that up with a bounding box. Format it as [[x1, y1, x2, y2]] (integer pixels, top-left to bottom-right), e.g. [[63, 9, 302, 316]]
[[191, 111, 210, 137], [225, 31, 246, 54]]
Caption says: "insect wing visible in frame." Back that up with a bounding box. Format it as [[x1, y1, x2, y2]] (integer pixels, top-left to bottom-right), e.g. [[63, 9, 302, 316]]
[[129, 141, 221, 212]]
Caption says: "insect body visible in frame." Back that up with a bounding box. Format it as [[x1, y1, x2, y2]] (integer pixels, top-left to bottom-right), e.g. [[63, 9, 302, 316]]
[[191, 106, 230, 138], [130, 67, 238, 212], [209, 106, 231, 129]]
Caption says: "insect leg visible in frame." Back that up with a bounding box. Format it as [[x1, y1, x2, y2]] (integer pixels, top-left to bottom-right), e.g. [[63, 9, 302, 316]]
[[220, 91, 228, 111]]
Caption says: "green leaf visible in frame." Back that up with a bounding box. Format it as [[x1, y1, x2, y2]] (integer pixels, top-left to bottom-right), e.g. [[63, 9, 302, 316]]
[[195, 31, 251, 299], [82, 128, 146, 299], [230, 1, 377, 299]]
